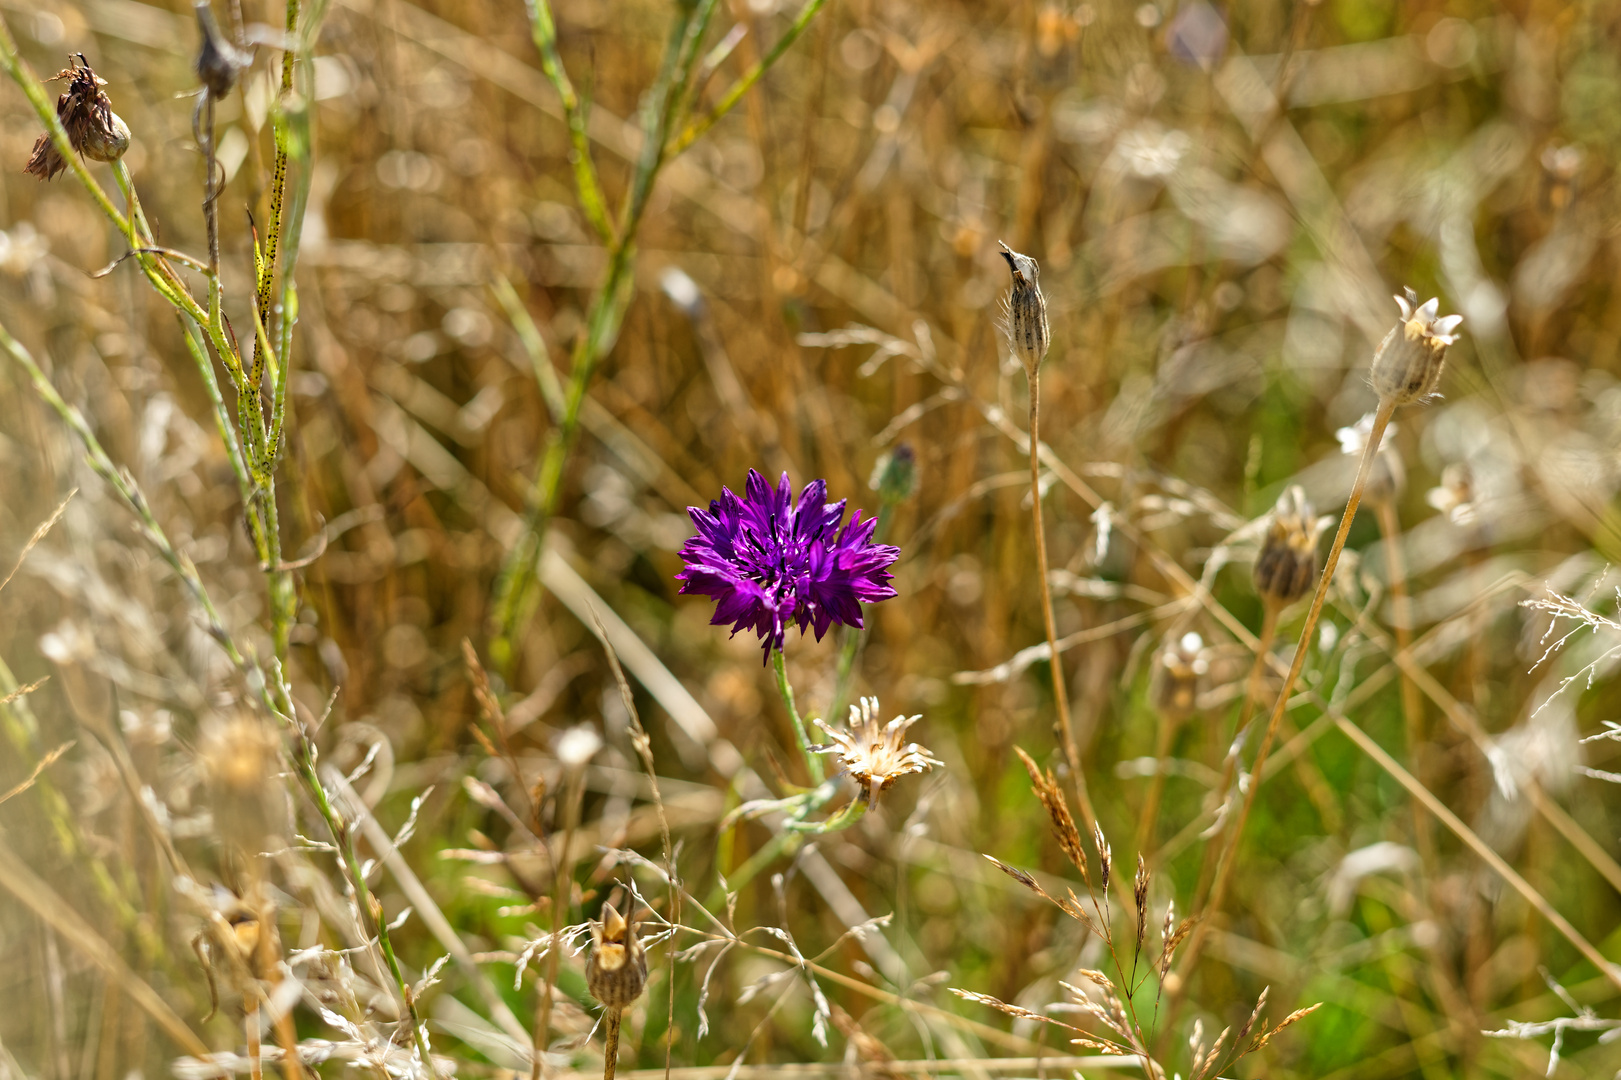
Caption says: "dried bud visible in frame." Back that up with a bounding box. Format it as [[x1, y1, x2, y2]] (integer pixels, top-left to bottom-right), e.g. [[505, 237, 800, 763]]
[[998, 241, 1049, 374], [1253, 486, 1329, 610], [1149, 632, 1208, 720], [869, 444, 919, 504], [1335, 412, 1405, 505], [1369, 288, 1462, 406], [195, 3, 252, 97], [586, 902, 647, 1009], [24, 55, 129, 180]]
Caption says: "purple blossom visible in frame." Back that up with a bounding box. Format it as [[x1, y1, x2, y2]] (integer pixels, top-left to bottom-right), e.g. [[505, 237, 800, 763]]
[[677, 470, 901, 662]]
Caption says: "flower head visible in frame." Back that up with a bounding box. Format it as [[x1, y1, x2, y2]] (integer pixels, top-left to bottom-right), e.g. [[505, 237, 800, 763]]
[[25, 55, 129, 181], [1369, 288, 1463, 405], [814, 697, 941, 804], [1253, 486, 1330, 609], [586, 902, 646, 1009], [677, 470, 900, 662]]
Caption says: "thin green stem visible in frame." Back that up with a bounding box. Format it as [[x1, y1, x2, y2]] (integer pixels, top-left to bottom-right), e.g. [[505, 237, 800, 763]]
[[773, 649, 823, 784], [524, 0, 614, 242]]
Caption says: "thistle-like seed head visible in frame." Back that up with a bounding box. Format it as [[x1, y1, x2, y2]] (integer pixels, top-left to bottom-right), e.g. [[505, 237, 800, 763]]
[[998, 241, 1049, 375], [1369, 287, 1462, 406], [814, 697, 942, 805], [587, 902, 647, 1009], [24, 56, 129, 180], [1254, 486, 1329, 610]]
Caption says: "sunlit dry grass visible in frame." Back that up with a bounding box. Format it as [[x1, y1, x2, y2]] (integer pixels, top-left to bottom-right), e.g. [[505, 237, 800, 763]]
[[1, 0, 1621, 1077]]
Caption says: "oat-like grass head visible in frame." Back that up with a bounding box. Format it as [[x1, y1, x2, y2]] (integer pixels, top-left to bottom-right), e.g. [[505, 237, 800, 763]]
[[677, 470, 900, 662]]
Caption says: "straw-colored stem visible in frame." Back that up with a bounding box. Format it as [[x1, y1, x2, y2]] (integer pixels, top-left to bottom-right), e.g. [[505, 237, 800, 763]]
[[535, 765, 586, 1080], [602, 1007, 624, 1080], [1374, 497, 1433, 863], [1133, 711, 1179, 863], [1178, 395, 1397, 983], [1184, 608, 1276, 901], [1027, 367, 1092, 821]]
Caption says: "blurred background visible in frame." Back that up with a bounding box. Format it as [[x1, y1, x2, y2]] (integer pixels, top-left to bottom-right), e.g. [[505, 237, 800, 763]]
[[1, 0, 1620, 1076]]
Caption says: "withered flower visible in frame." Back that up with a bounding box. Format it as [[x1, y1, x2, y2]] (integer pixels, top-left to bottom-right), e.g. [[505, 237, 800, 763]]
[[815, 697, 942, 804], [1253, 486, 1329, 610], [24, 54, 129, 180], [998, 241, 1049, 374], [1148, 632, 1208, 720], [195, 2, 251, 98], [1369, 288, 1463, 406], [1335, 412, 1405, 505], [586, 902, 647, 1009]]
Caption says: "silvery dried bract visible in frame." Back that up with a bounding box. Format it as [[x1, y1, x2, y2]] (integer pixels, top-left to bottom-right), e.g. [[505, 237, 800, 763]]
[[814, 697, 942, 804], [998, 242, 1049, 374], [24, 55, 129, 180], [1369, 288, 1463, 405], [586, 902, 647, 1009], [1253, 486, 1330, 609], [1335, 412, 1405, 505]]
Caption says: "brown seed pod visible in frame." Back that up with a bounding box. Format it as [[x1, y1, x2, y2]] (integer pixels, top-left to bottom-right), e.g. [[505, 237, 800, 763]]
[[1253, 486, 1329, 610], [1368, 287, 1463, 406], [586, 902, 647, 1009], [998, 241, 1049, 374], [195, 2, 252, 98]]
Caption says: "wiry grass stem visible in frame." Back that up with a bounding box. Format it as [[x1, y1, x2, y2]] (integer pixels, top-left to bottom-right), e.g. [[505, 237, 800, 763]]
[[1176, 396, 1397, 985]]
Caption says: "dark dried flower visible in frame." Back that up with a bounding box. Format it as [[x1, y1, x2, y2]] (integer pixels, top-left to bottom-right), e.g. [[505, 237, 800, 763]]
[[677, 470, 900, 662], [998, 241, 1049, 374], [24, 55, 129, 180], [1253, 486, 1329, 610], [814, 696, 941, 803], [586, 902, 647, 1009], [195, 2, 252, 97], [1369, 288, 1463, 405]]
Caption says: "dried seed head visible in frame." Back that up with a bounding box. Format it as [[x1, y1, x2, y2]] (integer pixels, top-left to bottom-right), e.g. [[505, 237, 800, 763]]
[[1369, 287, 1462, 406], [1254, 486, 1329, 610], [1149, 631, 1208, 720], [24, 55, 129, 180], [1335, 412, 1405, 505], [814, 697, 942, 804], [195, 3, 252, 97], [586, 902, 647, 1009], [998, 241, 1049, 374], [869, 443, 919, 504]]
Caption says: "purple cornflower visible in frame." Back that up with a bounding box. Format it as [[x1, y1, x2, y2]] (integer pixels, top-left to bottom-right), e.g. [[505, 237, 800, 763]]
[[677, 470, 900, 662]]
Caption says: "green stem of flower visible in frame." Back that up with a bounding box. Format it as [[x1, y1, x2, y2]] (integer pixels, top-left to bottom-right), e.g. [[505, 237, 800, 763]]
[[773, 649, 824, 785]]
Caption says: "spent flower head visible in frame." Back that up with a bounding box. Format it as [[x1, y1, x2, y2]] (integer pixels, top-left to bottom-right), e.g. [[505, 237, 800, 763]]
[[677, 470, 900, 662], [586, 902, 647, 1009], [1336, 411, 1405, 505], [1254, 486, 1330, 610], [998, 242, 1049, 374], [1369, 288, 1463, 405], [814, 697, 941, 804], [24, 55, 129, 180]]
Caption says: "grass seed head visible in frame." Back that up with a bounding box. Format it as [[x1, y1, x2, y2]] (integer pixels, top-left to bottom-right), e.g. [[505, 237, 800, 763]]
[[1369, 287, 1462, 405]]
